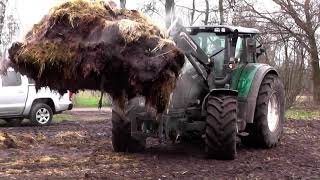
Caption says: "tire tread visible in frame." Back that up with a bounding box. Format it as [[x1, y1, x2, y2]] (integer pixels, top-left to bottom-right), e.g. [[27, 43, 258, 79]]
[[205, 95, 237, 160]]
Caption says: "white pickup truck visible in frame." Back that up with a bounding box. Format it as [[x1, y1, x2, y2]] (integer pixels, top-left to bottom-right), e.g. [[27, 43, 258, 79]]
[[0, 68, 73, 126]]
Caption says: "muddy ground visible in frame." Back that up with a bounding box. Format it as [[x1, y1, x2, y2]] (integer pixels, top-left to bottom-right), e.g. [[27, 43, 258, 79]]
[[0, 109, 319, 179]]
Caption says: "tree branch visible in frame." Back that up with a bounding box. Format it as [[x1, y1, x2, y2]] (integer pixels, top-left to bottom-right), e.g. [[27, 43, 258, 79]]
[[175, 4, 218, 14], [245, 1, 311, 52]]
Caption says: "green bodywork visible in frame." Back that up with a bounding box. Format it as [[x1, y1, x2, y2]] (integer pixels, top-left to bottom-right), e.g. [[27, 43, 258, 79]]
[[231, 63, 266, 98]]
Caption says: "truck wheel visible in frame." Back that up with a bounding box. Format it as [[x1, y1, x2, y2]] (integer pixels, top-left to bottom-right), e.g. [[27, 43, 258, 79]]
[[30, 103, 53, 126], [205, 95, 237, 160], [242, 74, 285, 148], [112, 99, 146, 153]]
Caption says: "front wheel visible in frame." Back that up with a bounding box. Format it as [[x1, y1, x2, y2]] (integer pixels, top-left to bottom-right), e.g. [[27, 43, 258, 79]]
[[112, 98, 146, 153], [242, 74, 285, 148], [30, 103, 53, 126], [205, 95, 237, 160]]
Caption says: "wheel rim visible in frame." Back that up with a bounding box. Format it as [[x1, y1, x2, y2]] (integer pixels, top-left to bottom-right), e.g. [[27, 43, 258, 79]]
[[267, 93, 280, 132], [35, 108, 50, 124]]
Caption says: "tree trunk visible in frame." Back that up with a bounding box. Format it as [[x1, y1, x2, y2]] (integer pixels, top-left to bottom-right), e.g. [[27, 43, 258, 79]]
[[119, 0, 126, 9], [309, 37, 320, 104], [311, 57, 320, 104], [165, 0, 175, 28], [190, 0, 195, 25], [204, 0, 209, 25], [0, 0, 8, 46], [219, 0, 224, 25]]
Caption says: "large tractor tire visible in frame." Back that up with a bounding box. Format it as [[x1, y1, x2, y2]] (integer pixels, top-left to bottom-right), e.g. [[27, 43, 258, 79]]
[[111, 98, 146, 153], [242, 74, 285, 148], [205, 95, 237, 160]]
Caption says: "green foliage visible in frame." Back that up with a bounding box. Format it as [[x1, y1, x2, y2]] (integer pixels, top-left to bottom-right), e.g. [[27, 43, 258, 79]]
[[73, 91, 112, 107], [285, 109, 320, 120]]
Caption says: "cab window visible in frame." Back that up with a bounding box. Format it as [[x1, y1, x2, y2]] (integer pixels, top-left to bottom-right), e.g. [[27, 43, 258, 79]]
[[191, 32, 226, 57], [191, 32, 226, 77], [235, 37, 246, 62], [1, 71, 22, 87], [235, 36, 256, 63]]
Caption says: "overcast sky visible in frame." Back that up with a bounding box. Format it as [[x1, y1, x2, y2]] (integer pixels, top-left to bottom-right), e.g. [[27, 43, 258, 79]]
[[10, 0, 277, 40], [14, 0, 150, 33]]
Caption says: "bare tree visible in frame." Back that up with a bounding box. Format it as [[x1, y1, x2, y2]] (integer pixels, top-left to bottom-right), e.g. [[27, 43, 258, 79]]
[[140, 0, 221, 26], [119, 0, 126, 9], [1, 14, 20, 52], [203, 0, 209, 25], [175, 0, 215, 26], [218, 0, 224, 24], [0, 0, 8, 47], [246, 0, 320, 104], [165, 0, 175, 28], [140, 1, 164, 19], [278, 36, 307, 108], [231, 1, 310, 107], [190, 0, 195, 25]]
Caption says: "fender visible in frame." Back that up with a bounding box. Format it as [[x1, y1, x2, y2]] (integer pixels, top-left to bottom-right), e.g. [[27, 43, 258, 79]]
[[237, 64, 278, 124]]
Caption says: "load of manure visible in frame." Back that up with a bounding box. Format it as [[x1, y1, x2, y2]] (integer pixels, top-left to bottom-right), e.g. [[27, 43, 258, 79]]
[[7, 0, 185, 115]]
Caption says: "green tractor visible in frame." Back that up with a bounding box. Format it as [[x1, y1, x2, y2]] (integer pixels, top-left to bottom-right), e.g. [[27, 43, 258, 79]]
[[111, 24, 285, 160]]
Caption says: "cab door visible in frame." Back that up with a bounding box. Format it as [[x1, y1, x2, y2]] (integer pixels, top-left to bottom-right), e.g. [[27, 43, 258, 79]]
[[0, 69, 28, 116]]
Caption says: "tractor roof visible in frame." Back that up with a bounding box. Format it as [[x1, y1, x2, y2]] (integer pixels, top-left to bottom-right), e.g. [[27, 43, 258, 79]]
[[187, 25, 260, 34]]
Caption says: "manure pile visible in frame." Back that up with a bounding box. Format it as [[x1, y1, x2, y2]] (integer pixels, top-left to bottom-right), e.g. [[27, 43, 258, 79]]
[[8, 0, 185, 114]]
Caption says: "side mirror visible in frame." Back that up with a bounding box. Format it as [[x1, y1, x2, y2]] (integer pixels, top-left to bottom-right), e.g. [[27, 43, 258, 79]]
[[257, 47, 266, 58]]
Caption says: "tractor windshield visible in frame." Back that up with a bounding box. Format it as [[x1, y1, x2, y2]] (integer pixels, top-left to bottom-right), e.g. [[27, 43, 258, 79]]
[[190, 32, 226, 57], [190, 32, 226, 77]]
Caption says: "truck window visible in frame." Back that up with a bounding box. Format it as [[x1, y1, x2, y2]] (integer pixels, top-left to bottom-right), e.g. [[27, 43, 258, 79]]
[[1, 71, 22, 86]]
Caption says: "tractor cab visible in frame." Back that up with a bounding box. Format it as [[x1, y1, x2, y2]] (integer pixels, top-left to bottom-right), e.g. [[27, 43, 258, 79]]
[[172, 24, 263, 90], [187, 25, 260, 78]]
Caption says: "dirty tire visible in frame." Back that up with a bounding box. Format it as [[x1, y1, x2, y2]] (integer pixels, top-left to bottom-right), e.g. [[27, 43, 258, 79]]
[[205, 95, 237, 160], [242, 74, 285, 148], [30, 103, 53, 126], [112, 99, 146, 153]]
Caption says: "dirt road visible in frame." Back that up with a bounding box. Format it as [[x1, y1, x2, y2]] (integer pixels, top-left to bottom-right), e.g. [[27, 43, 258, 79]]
[[0, 110, 319, 179]]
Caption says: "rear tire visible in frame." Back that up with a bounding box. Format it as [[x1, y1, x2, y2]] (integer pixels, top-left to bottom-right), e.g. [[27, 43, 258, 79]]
[[242, 74, 285, 148], [205, 95, 237, 160], [30, 103, 53, 126], [112, 99, 146, 153]]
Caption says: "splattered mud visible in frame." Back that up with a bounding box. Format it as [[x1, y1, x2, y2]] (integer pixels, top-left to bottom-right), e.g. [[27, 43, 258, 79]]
[[0, 110, 319, 179]]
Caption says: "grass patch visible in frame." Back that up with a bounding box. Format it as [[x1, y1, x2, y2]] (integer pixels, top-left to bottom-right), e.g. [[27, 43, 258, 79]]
[[73, 91, 111, 108], [53, 114, 74, 123], [286, 109, 320, 120]]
